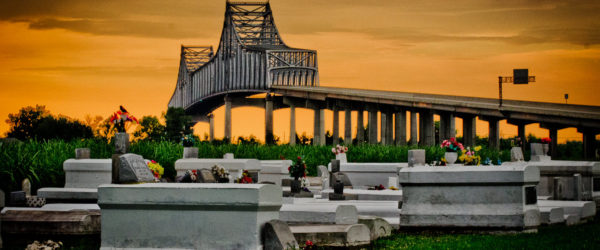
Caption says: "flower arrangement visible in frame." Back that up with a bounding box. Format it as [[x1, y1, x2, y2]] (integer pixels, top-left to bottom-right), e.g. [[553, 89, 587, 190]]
[[110, 105, 138, 133], [459, 146, 482, 165], [238, 170, 253, 184], [211, 165, 230, 183], [541, 137, 551, 144], [147, 160, 164, 180], [288, 156, 307, 180], [181, 134, 196, 147], [369, 184, 386, 190], [331, 144, 348, 155], [177, 170, 197, 183], [440, 137, 464, 152]]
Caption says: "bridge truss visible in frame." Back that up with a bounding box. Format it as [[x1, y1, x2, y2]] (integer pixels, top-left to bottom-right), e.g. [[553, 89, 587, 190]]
[[169, 1, 319, 111]]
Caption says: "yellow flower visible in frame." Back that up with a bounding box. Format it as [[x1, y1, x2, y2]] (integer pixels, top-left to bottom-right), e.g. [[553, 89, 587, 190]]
[[474, 146, 482, 152]]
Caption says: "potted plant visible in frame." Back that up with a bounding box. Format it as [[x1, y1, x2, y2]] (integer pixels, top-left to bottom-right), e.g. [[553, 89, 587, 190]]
[[288, 156, 307, 193], [331, 144, 348, 163], [459, 146, 482, 166], [181, 134, 198, 158], [440, 137, 464, 164]]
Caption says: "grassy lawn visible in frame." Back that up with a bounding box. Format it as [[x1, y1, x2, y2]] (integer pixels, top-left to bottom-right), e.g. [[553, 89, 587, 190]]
[[372, 218, 599, 249]]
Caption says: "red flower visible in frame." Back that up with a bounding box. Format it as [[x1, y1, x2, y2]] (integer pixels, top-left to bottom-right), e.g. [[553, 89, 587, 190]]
[[151, 160, 157, 164], [297, 156, 302, 160], [305, 240, 314, 246]]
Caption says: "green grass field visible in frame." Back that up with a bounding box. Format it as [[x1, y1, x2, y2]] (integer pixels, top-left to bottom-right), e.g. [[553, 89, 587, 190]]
[[372, 218, 599, 249]]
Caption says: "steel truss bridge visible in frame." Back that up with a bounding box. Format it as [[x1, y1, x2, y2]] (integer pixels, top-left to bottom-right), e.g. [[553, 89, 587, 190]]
[[169, 1, 600, 159]]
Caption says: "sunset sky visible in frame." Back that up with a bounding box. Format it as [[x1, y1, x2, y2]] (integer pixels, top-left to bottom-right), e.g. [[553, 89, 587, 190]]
[[1, 1, 599, 143]]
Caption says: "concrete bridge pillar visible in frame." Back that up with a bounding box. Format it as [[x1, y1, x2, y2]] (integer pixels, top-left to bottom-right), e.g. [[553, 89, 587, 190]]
[[332, 106, 340, 145], [224, 96, 232, 143], [265, 94, 274, 144], [439, 113, 455, 142], [395, 110, 407, 146], [462, 115, 476, 147], [344, 109, 352, 143], [356, 109, 365, 144], [579, 128, 598, 160], [289, 105, 296, 145], [209, 114, 215, 142], [419, 110, 434, 146], [488, 119, 500, 150], [409, 111, 418, 146], [368, 108, 378, 144], [385, 111, 394, 145], [381, 112, 388, 145], [313, 108, 325, 145], [549, 127, 557, 158], [518, 124, 526, 146]]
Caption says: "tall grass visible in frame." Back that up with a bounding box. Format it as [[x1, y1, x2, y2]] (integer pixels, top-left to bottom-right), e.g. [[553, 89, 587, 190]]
[[0, 139, 587, 196]]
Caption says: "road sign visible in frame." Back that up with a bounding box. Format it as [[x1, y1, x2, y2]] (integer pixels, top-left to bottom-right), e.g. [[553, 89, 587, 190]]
[[514, 69, 529, 84]]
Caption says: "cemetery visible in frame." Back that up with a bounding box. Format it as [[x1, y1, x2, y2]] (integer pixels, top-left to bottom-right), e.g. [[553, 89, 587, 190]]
[[0, 135, 598, 249]]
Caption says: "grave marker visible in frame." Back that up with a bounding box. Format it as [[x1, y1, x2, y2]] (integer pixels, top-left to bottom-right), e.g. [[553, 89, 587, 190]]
[[75, 148, 91, 159], [197, 169, 216, 183], [118, 154, 155, 183]]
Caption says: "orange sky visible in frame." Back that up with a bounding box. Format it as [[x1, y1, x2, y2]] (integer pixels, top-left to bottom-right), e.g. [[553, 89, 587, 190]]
[[1, 1, 599, 143]]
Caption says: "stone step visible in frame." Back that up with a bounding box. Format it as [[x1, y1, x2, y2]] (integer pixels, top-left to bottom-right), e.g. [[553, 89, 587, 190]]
[[37, 188, 98, 203], [1, 210, 100, 235], [539, 207, 565, 225], [290, 199, 401, 218], [564, 214, 582, 226], [538, 200, 596, 220], [289, 224, 370, 247], [280, 204, 358, 225]]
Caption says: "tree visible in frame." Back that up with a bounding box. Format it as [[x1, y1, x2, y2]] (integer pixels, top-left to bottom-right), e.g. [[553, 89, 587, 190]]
[[5, 105, 49, 140], [5, 105, 92, 141], [164, 107, 193, 142], [134, 116, 166, 141]]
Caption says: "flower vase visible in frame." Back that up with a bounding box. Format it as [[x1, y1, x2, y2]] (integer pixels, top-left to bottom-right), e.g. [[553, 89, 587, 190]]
[[333, 180, 344, 194], [336, 153, 347, 163], [542, 144, 549, 156], [445, 152, 458, 165], [290, 179, 301, 193]]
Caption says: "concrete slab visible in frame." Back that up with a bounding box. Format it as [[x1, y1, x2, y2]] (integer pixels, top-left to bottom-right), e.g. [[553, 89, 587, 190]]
[[1, 210, 100, 235], [37, 188, 98, 203], [98, 183, 281, 250], [358, 215, 393, 240], [175, 158, 261, 181], [320, 189, 402, 201], [280, 204, 358, 224], [327, 162, 405, 188], [539, 207, 565, 225], [63, 159, 112, 188], [289, 224, 370, 247], [524, 160, 600, 201], [538, 200, 596, 220]]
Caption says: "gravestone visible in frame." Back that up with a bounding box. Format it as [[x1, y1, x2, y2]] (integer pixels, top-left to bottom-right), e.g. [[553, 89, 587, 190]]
[[223, 153, 234, 159], [408, 150, 425, 167], [263, 220, 298, 250], [511, 147, 524, 161], [75, 148, 91, 159], [114, 133, 129, 154], [118, 153, 155, 183], [530, 143, 551, 161], [197, 169, 216, 183], [22, 178, 31, 196], [183, 147, 199, 159]]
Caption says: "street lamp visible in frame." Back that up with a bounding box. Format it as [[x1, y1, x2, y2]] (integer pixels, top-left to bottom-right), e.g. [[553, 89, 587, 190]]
[[498, 69, 536, 107]]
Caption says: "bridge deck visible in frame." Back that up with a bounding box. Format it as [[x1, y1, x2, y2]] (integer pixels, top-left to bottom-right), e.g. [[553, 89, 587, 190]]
[[271, 86, 600, 127]]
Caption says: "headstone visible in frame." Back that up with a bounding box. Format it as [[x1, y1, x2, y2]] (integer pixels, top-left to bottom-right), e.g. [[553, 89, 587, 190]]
[[331, 159, 340, 173], [75, 148, 91, 159], [111, 154, 121, 184], [114, 132, 130, 154], [197, 169, 216, 183], [118, 153, 155, 183], [511, 147, 524, 161], [317, 165, 329, 177], [388, 177, 398, 188], [22, 178, 31, 196], [10, 191, 26, 207], [358, 215, 392, 240], [574, 174, 583, 201], [223, 153, 234, 159], [318, 165, 330, 190], [183, 147, 199, 159], [407, 149, 425, 167], [530, 143, 550, 161], [263, 220, 298, 250]]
